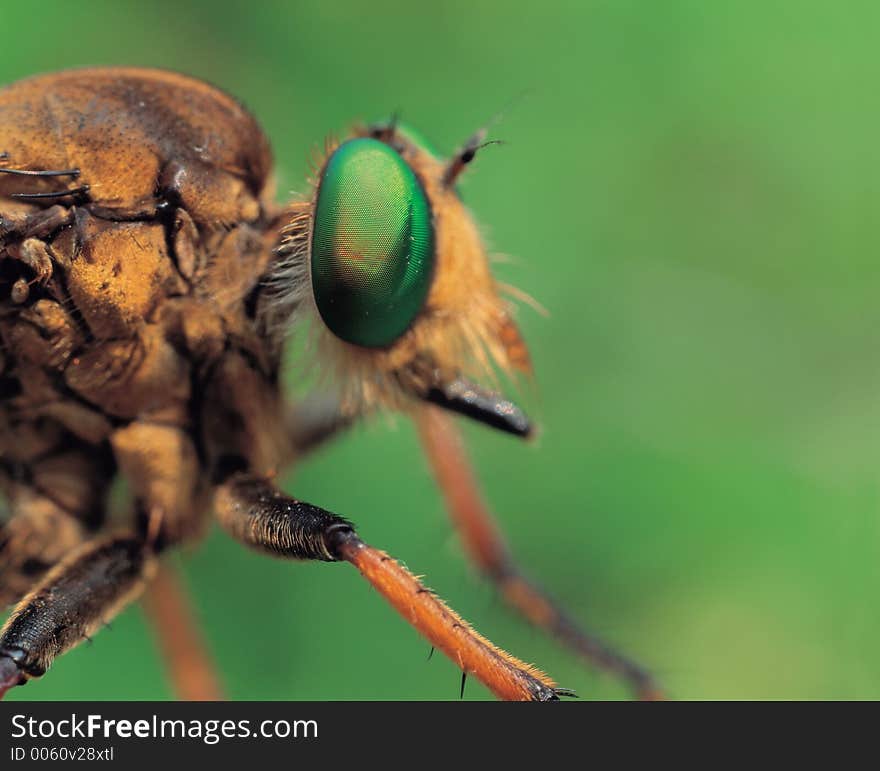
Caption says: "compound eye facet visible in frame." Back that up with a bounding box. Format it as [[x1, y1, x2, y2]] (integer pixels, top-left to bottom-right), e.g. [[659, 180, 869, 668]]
[[310, 137, 435, 348]]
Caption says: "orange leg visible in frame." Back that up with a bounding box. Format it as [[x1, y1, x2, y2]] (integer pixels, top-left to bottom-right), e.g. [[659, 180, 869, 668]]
[[337, 534, 562, 701], [142, 562, 224, 701], [214, 472, 564, 701], [415, 406, 662, 700]]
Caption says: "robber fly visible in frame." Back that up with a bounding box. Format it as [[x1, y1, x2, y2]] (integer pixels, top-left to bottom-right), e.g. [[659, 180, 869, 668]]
[[0, 68, 657, 700]]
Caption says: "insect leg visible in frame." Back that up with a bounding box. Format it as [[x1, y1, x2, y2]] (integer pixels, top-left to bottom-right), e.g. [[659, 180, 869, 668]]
[[0, 534, 155, 698], [5, 237, 54, 286], [213, 471, 563, 701], [415, 406, 663, 700], [109, 421, 222, 700], [142, 562, 224, 701]]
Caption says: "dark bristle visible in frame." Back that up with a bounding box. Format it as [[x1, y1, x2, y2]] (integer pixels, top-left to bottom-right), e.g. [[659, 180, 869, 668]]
[[0, 166, 80, 178], [11, 184, 89, 200]]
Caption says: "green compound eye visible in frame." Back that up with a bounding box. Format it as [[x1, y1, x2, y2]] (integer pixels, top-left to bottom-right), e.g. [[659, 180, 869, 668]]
[[311, 137, 435, 348]]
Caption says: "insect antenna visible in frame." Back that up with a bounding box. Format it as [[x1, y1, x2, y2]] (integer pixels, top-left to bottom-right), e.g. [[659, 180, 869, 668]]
[[442, 132, 504, 187], [367, 110, 401, 143], [443, 89, 535, 186]]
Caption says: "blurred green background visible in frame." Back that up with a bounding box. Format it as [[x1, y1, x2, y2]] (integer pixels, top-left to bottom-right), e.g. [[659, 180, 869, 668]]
[[2, 0, 878, 700]]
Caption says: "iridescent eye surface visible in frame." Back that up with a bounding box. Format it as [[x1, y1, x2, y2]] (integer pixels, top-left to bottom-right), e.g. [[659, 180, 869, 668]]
[[311, 137, 435, 348]]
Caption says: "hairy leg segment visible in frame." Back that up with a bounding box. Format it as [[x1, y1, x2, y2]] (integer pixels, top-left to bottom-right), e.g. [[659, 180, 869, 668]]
[[416, 406, 662, 700], [213, 472, 563, 701], [0, 534, 155, 698]]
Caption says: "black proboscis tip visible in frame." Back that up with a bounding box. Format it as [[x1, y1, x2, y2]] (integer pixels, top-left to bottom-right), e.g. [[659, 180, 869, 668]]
[[424, 377, 531, 438]]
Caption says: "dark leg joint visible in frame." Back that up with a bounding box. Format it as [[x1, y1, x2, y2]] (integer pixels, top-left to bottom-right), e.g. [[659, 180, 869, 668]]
[[0, 649, 28, 699], [214, 473, 356, 562], [323, 521, 358, 560]]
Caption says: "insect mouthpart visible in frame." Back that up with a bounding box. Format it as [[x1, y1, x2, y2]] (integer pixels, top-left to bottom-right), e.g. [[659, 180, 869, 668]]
[[423, 376, 532, 438]]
